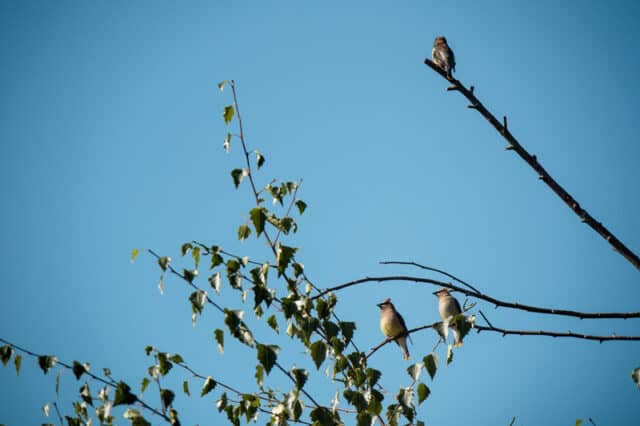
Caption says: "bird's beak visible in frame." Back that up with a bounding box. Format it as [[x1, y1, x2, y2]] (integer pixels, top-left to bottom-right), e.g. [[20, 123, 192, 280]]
[[376, 302, 383, 307], [432, 290, 440, 296]]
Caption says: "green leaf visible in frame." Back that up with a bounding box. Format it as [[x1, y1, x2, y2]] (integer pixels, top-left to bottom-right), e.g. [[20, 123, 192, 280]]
[[191, 246, 201, 269], [255, 150, 265, 169], [141, 377, 151, 394], [291, 368, 308, 390], [237, 224, 251, 241], [72, 361, 86, 380], [433, 321, 447, 340], [114, 381, 137, 406], [256, 344, 279, 375], [230, 168, 244, 189], [217, 80, 228, 91], [216, 392, 228, 412], [339, 321, 356, 344], [55, 371, 61, 395], [344, 389, 367, 412], [103, 367, 111, 377], [366, 368, 382, 387], [208, 272, 222, 293], [157, 352, 173, 376], [130, 249, 140, 263], [183, 268, 198, 283], [249, 207, 267, 237], [266, 315, 279, 334], [423, 353, 438, 380], [632, 367, 640, 388], [223, 105, 234, 125], [214, 329, 224, 354], [407, 362, 423, 382], [37, 355, 57, 374], [310, 340, 327, 370], [189, 290, 207, 317], [295, 200, 307, 215], [14, 353, 22, 375], [160, 388, 175, 408], [276, 243, 298, 277], [0, 345, 13, 365], [446, 344, 454, 365], [79, 382, 93, 406], [157, 256, 170, 271], [575, 421, 583, 426], [169, 354, 184, 364], [201, 376, 216, 397], [417, 383, 430, 404], [255, 364, 264, 387]]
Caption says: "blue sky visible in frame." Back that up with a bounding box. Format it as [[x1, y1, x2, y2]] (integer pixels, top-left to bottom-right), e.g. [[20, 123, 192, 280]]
[[1, 1, 639, 424]]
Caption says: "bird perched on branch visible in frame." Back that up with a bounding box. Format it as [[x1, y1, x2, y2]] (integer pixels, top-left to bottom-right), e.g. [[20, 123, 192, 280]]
[[432, 36, 456, 79], [377, 298, 411, 360], [433, 288, 464, 347]]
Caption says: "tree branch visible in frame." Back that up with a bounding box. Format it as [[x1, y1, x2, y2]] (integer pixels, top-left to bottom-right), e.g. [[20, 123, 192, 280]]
[[312, 275, 640, 319], [423, 58, 640, 272], [367, 323, 438, 359], [474, 324, 640, 342]]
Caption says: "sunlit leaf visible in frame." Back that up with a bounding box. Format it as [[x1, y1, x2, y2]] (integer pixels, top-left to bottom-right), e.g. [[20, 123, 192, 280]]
[[249, 207, 267, 237], [276, 243, 298, 277], [201, 376, 216, 397], [141, 378, 150, 394], [446, 344, 454, 365], [407, 363, 423, 382], [267, 315, 279, 334], [182, 380, 190, 396], [37, 355, 57, 374], [255, 364, 264, 388], [255, 150, 265, 169], [223, 105, 234, 125], [214, 329, 224, 354], [130, 249, 139, 263], [292, 368, 308, 390], [237, 224, 251, 241], [157, 256, 170, 272], [43, 402, 50, 417], [223, 132, 231, 154]]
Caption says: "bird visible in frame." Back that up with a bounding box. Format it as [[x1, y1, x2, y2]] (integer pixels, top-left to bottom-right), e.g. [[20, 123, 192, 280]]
[[432, 36, 456, 79], [377, 298, 411, 360], [433, 288, 464, 347]]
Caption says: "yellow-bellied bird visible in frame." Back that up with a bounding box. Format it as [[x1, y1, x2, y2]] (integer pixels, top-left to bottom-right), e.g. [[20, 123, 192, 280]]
[[433, 288, 464, 347], [377, 298, 411, 360], [432, 36, 456, 79]]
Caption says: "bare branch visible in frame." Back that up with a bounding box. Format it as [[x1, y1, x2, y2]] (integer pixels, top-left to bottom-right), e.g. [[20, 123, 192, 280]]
[[423, 58, 640, 272], [474, 324, 640, 342], [312, 275, 640, 319], [367, 323, 438, 359]]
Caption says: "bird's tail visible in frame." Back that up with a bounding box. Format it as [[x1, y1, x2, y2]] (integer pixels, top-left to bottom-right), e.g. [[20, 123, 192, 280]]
[[452, 327, 464, 348], [398, 336, 411, 360]]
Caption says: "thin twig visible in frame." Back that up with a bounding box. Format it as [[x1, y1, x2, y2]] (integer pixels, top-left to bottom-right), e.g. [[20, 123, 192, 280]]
[[380, 260, 481, 293], [367, 323, 439, 359], [424, 58, 640, 272], [312, 275, 640, 319]]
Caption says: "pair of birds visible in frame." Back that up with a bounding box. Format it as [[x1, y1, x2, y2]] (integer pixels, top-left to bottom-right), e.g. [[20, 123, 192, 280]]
[[378, 289, 463, 360]]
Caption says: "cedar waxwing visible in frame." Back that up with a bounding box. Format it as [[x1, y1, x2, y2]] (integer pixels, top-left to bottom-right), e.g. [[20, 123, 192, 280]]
[[432, 36, 456, 79], [377, 298, 411, 360], [433, 288, 464, 347]]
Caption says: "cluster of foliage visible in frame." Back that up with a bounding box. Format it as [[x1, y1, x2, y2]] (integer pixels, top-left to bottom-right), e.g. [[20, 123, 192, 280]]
[[0, 80, 470, 426]]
